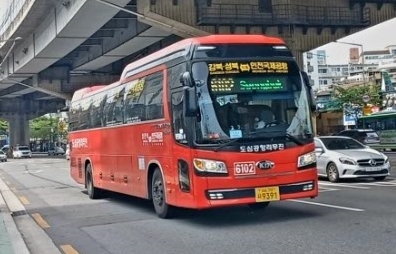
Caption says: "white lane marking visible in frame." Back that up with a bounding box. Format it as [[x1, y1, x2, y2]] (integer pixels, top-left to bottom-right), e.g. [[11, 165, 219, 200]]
[[319, 181, 370, 189], [319, 188, 339, 193], [23, 170, 43, 174], [351, 181, 396, 187], [289, 199, 365, 212]]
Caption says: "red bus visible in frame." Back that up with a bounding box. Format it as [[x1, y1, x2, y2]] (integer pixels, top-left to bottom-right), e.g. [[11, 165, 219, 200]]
[[69, 35, 318, 218]]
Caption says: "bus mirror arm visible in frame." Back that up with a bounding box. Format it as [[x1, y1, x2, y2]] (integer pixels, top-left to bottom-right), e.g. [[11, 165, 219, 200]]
[[180, 72, 194, 87], [301, 71, 317, 112], [183, 86, 199, 117]]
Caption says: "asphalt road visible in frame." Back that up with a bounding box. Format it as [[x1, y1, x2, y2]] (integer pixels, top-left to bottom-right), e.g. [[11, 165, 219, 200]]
[[0, 156, 395, 254]]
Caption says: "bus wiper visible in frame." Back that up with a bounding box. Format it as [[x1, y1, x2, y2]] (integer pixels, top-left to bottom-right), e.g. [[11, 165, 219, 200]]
[[213, 138, 244, 152], [274, 133, 303, 146], [213, 133, 273, 152]]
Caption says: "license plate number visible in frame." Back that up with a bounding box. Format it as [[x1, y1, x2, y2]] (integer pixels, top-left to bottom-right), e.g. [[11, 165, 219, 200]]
[[255, 187, 280, 202], [365, 167, 382, 172], [234, 162, 255, 176]]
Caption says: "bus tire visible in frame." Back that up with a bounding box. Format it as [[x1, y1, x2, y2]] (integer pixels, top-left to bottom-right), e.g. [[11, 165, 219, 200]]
[[86, 163, 101, 199], [151, 168, 174, 219]]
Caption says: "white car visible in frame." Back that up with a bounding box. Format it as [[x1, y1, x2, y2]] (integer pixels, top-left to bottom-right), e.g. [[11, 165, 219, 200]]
[[0, 150, 7, 162], [315, 136, 390, 182], [48, 146, 65, 156], [12, 146, 32, 159]]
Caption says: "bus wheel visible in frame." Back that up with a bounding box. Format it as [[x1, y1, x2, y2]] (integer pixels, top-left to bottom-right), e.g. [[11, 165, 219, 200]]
[[151, 168, 174, 218], [86, 163, 101, 199], [248, 202, 270, 210], [326, 162, 340, 183]]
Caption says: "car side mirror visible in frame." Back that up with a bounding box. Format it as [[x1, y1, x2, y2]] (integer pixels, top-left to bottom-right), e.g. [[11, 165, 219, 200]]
[[315, 147, 324, 154]]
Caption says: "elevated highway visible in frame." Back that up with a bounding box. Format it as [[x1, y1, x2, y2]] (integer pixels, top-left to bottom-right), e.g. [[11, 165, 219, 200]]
[[0, 0, 396, 145]]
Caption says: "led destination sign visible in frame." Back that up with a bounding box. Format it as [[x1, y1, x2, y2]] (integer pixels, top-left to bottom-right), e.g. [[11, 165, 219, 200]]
[[210, 77, 287, 93], [208, 61, 289, 75]]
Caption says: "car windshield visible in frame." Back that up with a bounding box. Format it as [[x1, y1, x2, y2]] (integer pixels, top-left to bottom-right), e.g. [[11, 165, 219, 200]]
[[320, 138, 365, 150], [0, 151, 4, 154], [18, 146, 30, 151], [191, 60, 314, 146]]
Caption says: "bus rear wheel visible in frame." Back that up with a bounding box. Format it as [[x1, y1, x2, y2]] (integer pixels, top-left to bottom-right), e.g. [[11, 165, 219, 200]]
[[86, 163, 101, 199], [151, 168, 174, 218]]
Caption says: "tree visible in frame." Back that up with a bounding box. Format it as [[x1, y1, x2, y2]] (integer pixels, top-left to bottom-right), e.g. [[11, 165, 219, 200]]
[[332, 83, 382, 121], [30, 116, 61, 140]]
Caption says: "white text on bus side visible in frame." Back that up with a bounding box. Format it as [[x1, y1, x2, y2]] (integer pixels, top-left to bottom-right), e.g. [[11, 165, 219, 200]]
[[72, 138, 88, 148]]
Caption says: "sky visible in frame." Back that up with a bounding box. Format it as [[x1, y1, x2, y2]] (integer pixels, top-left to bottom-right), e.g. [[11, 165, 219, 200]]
[[312, 17, 396, 65]]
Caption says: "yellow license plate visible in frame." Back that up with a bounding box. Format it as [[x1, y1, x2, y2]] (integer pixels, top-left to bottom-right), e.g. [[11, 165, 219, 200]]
[[255, 186, 280, 202]]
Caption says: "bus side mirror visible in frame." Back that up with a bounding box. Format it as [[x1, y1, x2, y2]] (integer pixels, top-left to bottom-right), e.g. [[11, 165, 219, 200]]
[[301, 71, 317, 112], [180, 72, 199, 117], [183, 86, 198, 117]]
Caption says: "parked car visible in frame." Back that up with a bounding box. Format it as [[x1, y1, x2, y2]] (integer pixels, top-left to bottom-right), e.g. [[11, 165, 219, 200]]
[[336, 129, 380, 145], [48, 146, 65, 156], [314, 136, 390, 182], [0, 150, 7, 162], [12, 146, 32, 159]]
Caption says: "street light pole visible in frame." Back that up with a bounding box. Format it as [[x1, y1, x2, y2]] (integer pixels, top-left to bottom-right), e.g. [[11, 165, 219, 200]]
[[335, 40, 366, 84]]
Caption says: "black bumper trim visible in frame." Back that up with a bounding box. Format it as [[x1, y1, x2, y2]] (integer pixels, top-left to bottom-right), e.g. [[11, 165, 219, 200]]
[[205, 181, 315, 200]]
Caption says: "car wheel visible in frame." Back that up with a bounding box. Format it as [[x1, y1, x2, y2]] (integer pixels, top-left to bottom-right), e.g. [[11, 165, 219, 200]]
[[373, 176, 387, 181], [151, 168, 174, 218], [326, 162, 340, 183]]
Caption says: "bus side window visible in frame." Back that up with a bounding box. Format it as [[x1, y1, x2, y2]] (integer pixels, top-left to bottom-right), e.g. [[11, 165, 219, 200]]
[[171, 91, 186, 143], [143, 71, 164, 121]]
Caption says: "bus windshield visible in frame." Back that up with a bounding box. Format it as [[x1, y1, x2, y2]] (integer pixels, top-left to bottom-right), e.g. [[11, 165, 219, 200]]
[[191, 60, 314, 146]]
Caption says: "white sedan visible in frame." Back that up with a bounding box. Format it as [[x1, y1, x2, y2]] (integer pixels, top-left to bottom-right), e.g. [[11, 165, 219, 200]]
[[0, 150, 7, 162], [12, 146, 32, 159], [314, 136, 390, 182]]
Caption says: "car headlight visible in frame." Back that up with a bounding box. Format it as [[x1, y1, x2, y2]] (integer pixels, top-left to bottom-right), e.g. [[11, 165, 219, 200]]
[[383, 155, 389, 164], [339, 157, 356, 165], [297, 152, 316, 168], [193, 158, 227, 174]]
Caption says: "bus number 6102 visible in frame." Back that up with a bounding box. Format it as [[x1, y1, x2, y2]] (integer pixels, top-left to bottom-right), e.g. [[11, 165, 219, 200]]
[[234, 162, 256, 176]]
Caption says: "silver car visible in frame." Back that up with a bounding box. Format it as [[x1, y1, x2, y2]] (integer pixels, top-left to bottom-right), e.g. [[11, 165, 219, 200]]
[[315, 136, 390, 182]]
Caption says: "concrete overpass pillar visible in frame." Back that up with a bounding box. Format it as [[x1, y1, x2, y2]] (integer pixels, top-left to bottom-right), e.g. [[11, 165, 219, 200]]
[[9, 114, 30, 147]]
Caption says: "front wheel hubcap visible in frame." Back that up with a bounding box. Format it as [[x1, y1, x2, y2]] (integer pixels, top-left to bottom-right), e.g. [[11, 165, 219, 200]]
[[153, 179, 164, 207], [328, 166, 337, 181]]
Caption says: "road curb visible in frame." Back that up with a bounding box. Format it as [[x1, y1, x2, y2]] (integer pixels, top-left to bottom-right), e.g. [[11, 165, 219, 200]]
[[0, 177, 30, 254], [0, 175, 63, 254]]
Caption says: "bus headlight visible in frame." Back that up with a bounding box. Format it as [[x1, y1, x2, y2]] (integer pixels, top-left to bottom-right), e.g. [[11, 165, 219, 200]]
[[297, 152, 316, 169], [193, 158, 227, 174]]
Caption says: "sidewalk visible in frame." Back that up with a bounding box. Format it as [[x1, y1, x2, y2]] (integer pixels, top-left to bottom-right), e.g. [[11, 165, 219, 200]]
[[0, 198, 14, 254], [0, 177, 30, 254]]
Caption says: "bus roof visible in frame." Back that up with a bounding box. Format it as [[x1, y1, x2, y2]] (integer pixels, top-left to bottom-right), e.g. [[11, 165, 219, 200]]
[[71, 83, 117, 102], [120, 34, 286, 79], [72, 35, 287, 103]]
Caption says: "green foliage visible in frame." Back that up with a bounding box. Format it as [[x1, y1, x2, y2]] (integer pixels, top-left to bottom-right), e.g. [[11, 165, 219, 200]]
[[331, 83, 382, 120], [332, 83, 382, 109], [0, 120, 8, 134], [29, 116, 67, 140]]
